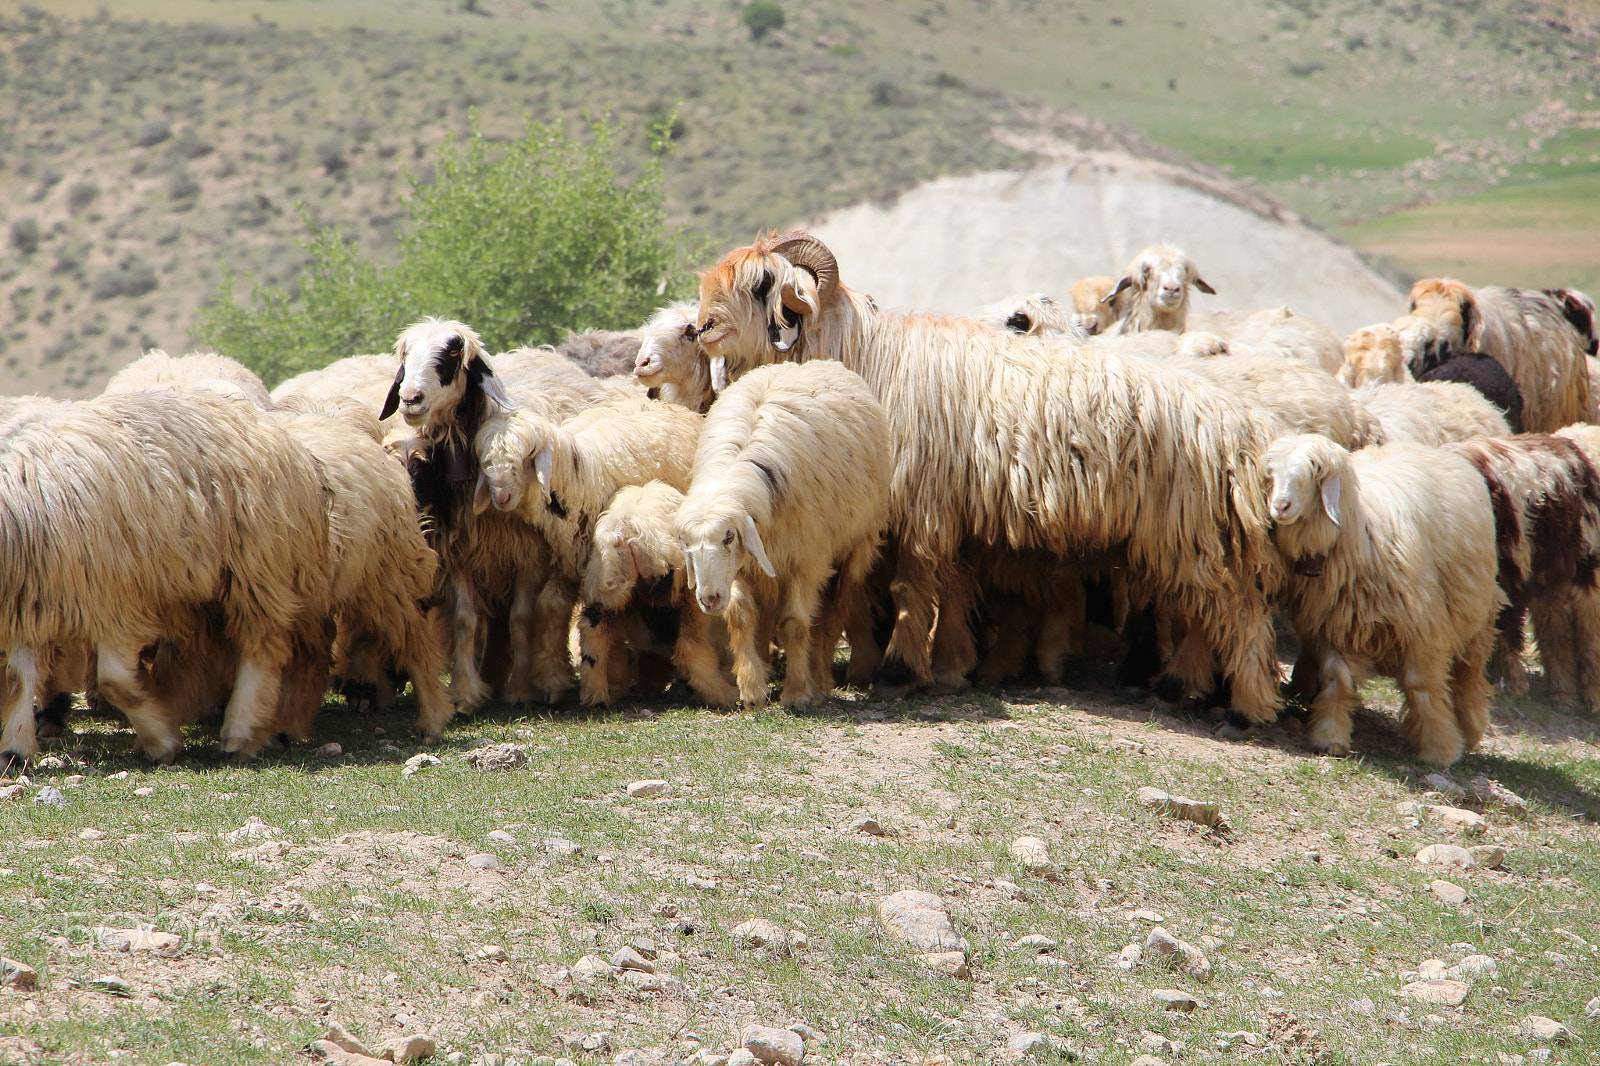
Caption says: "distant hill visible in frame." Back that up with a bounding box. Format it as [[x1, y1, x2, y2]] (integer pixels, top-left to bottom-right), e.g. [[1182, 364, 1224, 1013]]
[[0, 0, 1595, 396]]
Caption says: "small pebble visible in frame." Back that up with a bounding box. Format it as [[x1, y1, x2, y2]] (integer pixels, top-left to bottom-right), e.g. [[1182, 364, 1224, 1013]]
[[465, 853, 500, 870], [1012, 934, 1058, 953], [78, 828, 106, 841], [87, 974, 132, 996], [611, 946, 654, 973], [1429, 880, 1469, 906], [850, 817, 886, 836], [1006, 1032, 1050, 1054], [132, 787, 155, 798], [487, 830, 517, 844], [625, 779, 669, 799], [993, 879, 1029, 902], [1453, 955, 1497, 979], [1519, 1016, 1574, 1043], [543, 838, 582, 857], [1414, 844, 1474, 867], [1, 957, 38, 991], [474, 945, 507, 961], [1399, 979, 1468, 1006], [312, 742, 342, 757], [1584, 995, 1600, 1019], [401, 753, 440, 776], [1008, 836, 1060, 881], [33, 786, 65, 806], [1127, 909, 1165, 923], [919, 951, 970, 979], [742, 1024, 805, 1066], [1150, 989, 1200, 1012], [62, 775, 84, 787], [1130, 1057, 1168, 1066], [1469, 845, 1507, 869]]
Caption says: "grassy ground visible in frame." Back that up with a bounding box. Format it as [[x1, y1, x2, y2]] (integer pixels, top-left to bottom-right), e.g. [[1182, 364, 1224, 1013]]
[[2, 657, 1597, 1066]]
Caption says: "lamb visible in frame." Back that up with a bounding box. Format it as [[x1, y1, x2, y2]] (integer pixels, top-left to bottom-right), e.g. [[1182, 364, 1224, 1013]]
[[576, 481, 738, 707], [974, 293, 1073, 337], [1406, 278, 1591, 432], [631, 300, 716, 412], [1104, 243, 1215, 335], [0, 390, 330, 765], [1264, 433, 1502, 765], [105, 349, 272, 406], [1071, 275, 1119, 335], [1445, 434, 1600, 704], [674, 359, 891, 707], [695, 231, 1287, 722], [1353, 381, 1510, 445]]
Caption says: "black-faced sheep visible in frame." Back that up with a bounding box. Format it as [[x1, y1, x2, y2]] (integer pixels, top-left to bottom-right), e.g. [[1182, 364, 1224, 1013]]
[[674, 359, 891, 708], [1264, 433, 1502, 765], [695, 231, 1287, 724]]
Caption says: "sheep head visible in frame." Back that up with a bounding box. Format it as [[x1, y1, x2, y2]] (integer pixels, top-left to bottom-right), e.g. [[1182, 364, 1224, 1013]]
[[974, 293, 1070, 337], [1069, 275, 1118, 334], [588, 485, 686, 609], [472, 411, 551, 515], [633, 302, 702, 387], [1264, 434, 1352, 565], [1338, 324, 1409, 387], [676, 507, 775, 615], [696, 231, 839, 386], [1107, 244, 1215, 314], [1406, 278, 1475, 371], [382, 317, 509, 430], [1548, 287, 1599, 357]]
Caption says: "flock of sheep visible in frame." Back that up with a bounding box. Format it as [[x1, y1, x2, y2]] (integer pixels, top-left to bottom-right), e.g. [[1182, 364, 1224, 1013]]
[[3, 231, 1598, 770]]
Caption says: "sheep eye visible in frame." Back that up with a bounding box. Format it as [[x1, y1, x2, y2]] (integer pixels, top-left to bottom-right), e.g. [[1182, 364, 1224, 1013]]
[[723, 529, 736, 546]]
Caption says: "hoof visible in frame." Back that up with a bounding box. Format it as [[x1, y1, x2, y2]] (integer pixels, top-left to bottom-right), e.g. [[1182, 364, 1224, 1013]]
[[1151, 674, 1188, 703]]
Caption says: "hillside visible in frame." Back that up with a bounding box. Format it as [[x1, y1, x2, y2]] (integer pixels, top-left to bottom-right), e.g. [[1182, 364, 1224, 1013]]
[[1, 0, 1597, 395]]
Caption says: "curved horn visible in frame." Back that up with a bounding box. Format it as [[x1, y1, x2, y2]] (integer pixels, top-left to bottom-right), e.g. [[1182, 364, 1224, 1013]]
[[768, 232, 839, 308]]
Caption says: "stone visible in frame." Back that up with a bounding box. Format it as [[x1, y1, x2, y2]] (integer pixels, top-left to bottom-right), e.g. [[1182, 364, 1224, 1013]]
[[312, 742, 343, 757], [1128, 909, 1165, 923], [1519, 1016, 1574, 1043], [98, 925, 182, 956], [1465, 776, 1529, 818], [1585, 996, 1600, 1019], [1150, 989, 1200, 1012], [628, 938, 658, 959], [625, 779, 669, 799], [993, 879, 1029, 902], [1012, 935, 1058, 953], [132, 787, 155, 797], [1429, 880, 1469, 906], [919, 951, 970, 978], [1470, 845, 1507, 869], [1145, 927, 1212, 981], [619, 969, 678, 992], [401, 753, 440, 776], [727, 1052, 759, 1066], [1430, 805, 1486, 835], [474, 945, 507, 961], [1422, 772, 1465, 798], [1136, 786, 1227, 829], [543, 838, 583, 857], [1130, 1057, 1168, 1066], [787, 930, 809, 951], [1417, 959, 1449, 979], [33, 785, 65, 806], [1113, 944, 1142, 971], [1, 957, 38, 990], [78, 828, 106, 841], [572, 955, 618, 979], [224, 818, 281, 844], [321, 1025, 375, 1057], [1399, 979, 1468, 1006], [742, 1025, 805, 1066], [611, 947, 654, 973], [1415, 844, 1475, 867], [1139, 1031, 1175, 1055], [465, 853, 500, 870], [87, 974, 132, 996], [732, 919, 790, 954], [487, 830, 517, 844], [1453, 955, 1498, 980], [463, 744, 529, 771], [1006, 1032, 1050, 1054], [63, 775, 84, 787], [1009, 836, 1060, 880], [565, 1033, 613, 1055], [313, 1042, 390, 1066], [787, 1024, 822, 1046], [850, 817, 886, 836], [877, 890, 970, 954]]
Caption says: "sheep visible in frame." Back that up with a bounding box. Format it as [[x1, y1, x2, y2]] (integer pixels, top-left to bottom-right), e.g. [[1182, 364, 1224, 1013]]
[[1104, 243, 1215, 335], [1071, 276, 1119, 335], [974, 293, 1073, 337], [576, 481, 738, 707], [556, 328, 645, 379], [1417, 353, 1526, 434], [695, 231, 1288, 722], [1221, 306, 1344, 375], [104, 349, 271, 407], [631, 300, 716, 412], [271, 353, 401, 418], [1339, 324, 1526, 431], [675, 359, 891, 707], [1444, 434, 1600, 704], [1406, 278, 1591, 432], [0, 390, 330, 765], [1264, 433, 1502, 765], [1338, 324, 1410, 388], [1353, 381, 1510, 446], [1170, 353, 1378, 449], [1549, 286, 1598, 357]]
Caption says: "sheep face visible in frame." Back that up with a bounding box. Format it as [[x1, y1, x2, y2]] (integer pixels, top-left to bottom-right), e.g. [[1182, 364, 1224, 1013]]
[[1069, 275, 1118, 334], [1108, 245, 1215, 313], [697, 231, 839, 387], [633, 308, 701, 387], [1339, 325, 1407, 387], [1265, 435, 1346, 531], [382, 318, 501, 428], [678, 513, 776, 615], [1407, 278, 1475, 370], [473, 414, 544, 514]]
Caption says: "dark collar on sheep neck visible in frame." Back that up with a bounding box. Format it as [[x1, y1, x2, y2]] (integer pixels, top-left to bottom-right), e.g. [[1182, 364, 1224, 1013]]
[[1293, 554, 1326, 577]]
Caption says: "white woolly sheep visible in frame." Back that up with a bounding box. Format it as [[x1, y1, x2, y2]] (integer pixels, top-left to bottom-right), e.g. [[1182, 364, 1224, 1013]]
[[1407, 278, 1591, 432], [675, 359, 890, 707], [1265, 433, 1502, 765], [974, 293, 1073, 337], [1353, 381, 1510, 446], [105, 349, 271, 407], [631, 300, 715, 412], [695, 231, 1288, 721], [1104, 243, 1215, 335], [1172, 353, 1378, 449], [576, 481, 738, 707], [1338, 324, 1410, 388], [1220, 306, 1343, 375], [271, 353, 400, 418], [1446, 434, 1600, 703], [0, 390, 330, 765]]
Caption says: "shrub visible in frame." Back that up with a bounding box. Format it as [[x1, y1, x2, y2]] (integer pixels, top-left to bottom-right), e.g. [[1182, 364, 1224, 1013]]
[[67, 182, 99, 213], [134, 118, 171, 147], [9, 219, 40, 256], [741, 1, 785, 40], [314, 133, 349, 175], [90, 260, 159, 301], [196, 115, 699, 386]]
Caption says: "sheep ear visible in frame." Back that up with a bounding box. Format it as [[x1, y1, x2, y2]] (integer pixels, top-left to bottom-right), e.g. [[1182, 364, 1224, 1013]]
[[380, 361, 406, 421], [1193, 276, 1217, 296], [742, 513, 776, 578], [709, 356, 728, 394], [1320, 474, 1342, 528], [1460, 291, 1481, 350], [471, 470, 491, 515], [471, 358, 514, 411], [1104, 275, 1136, 303], [680, 543, 697, 591], [533, 447, 554, 498]]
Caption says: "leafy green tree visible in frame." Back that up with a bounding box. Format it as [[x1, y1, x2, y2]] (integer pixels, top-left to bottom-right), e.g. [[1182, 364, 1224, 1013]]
[[197, 115, 696, 386], [740, 1, 785, 40]]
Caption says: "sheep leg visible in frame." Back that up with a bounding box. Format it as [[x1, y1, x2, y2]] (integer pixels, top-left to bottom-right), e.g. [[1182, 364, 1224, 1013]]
[[404, 604, 455, 743], [446, 575, 491, 714], [218, 636, 291, 760], [1573, 588, 1600, 712], [1489, 608, 1530, 697], [528, 577, 575, 703], [577, 607, 618, 706], [674, 604, 738, 708], [974, 594, 1032, 685], [96, 643, 183, 765], [0, 645, 42, 766], [1400, 658, 1464, 767], [727, 580, 771, 707], [876, 548, 939, 695], [1530, 595, 1580, 709], [275, 620, 333, 744], [840, 587, 883, 687], [1304, 648, 1357, 755], [1210, 603, 1283, 725], [929, 561, 977, 692], [1451, 627, 1495, 755], [778, 574, 828, 708], [502, 575, 538, 705], [1162, 619, 1215, 698]]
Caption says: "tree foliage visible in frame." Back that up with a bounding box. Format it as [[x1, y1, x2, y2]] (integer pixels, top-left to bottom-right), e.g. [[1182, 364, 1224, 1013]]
[[740, 1, 785, 40], [197, 116, 695, 386]]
